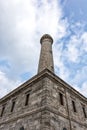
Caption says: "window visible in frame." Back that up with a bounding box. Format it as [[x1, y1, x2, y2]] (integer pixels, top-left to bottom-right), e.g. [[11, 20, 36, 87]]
[[11, 100, 16, 112], [0, 105, 5, 117], [63, 128, 67, 130], [72, 100, 77, 112], [82, 106, 87, 118], [25, 93, 30, 106], [20, 126, 24, 130], [59, 92, 64, 105]]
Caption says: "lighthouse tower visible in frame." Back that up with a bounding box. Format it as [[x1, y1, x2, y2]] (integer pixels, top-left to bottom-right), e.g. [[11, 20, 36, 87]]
[[38, 34, 54, 73]]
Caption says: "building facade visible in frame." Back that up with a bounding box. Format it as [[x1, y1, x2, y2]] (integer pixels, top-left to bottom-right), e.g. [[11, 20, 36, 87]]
[[0, 34, 87, 130]]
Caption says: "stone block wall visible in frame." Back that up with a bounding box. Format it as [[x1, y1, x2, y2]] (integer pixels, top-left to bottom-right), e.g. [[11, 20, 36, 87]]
[[0, 72, 87, 130], [0, 77, 47, 129], [44, 76, 87, 130]]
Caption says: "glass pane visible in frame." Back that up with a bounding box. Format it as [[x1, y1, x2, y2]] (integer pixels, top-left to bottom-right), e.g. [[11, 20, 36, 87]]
[[63, 128, 67, 130], [20, 126, 24, 130]]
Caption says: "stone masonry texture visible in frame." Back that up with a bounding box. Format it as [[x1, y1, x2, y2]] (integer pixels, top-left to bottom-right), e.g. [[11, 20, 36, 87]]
[[0, 35, 87, 130], [38, 34, 54, 73]]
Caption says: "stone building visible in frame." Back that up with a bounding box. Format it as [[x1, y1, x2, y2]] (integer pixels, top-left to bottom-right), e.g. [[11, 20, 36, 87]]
[[0, 34, 87, 130]]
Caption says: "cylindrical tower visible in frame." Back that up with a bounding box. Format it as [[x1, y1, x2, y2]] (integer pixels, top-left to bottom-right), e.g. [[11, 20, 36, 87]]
[[38, 34, 54, 73]]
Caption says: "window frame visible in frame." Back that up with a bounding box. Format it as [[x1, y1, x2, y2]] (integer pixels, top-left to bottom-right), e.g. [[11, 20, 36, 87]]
[[82, 105, 87, 118], [59, 92, 64, 106], [72, 100, 77, 112], [11, 99, 16, 112], [0, 104, 6, 117], [20, 126, 24, 130], [25, 90, 31, 106], [63, 128, 67, 130]]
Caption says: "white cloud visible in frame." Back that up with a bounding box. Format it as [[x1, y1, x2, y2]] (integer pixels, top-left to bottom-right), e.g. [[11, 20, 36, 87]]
[[64, 26, 87, 63], [81, 82, 87, 97], [81, 32, 87, 52], [53, 21, 87, 98], [0, 71, 21, 98], [73, 82, 87, 97], [65, 36, 80, 63], [0, 0, 87, 98], [54, 42, 70, 81], [72, 66, 87, 85], [0, 0, 68, 97]]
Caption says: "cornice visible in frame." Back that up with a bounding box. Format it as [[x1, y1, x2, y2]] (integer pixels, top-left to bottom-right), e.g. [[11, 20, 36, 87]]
[[0, 69, 48, 103], [46, 69, 87, 102], [0, 69, 87, 104]]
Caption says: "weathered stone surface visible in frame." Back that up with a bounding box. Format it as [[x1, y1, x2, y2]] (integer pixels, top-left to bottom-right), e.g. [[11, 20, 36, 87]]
[[0, 70, 87, 130], [0, 35, 87, 130], [38, 34, 54, 73]]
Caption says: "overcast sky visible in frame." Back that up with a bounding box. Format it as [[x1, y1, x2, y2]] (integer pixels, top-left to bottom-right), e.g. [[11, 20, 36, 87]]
[[0, 0, 87, 98]]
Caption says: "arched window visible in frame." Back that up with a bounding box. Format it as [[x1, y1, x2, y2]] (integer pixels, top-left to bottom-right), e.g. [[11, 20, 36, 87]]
[[63, 128, 67, 130], [20, 126, 24, 130]]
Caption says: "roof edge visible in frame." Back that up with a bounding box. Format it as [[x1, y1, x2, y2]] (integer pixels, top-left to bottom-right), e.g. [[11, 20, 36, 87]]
[[0, 69, 87, 103]]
